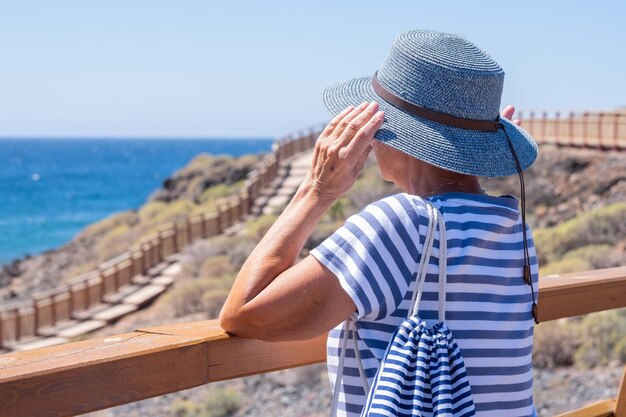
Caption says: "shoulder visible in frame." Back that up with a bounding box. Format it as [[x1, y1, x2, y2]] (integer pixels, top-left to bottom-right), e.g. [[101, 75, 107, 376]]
[[356, 192, 428, 220], [353, 193, 430, 229], [343, 193, 430, 246]]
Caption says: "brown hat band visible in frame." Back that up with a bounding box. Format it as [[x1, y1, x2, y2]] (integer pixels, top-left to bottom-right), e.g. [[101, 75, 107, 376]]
[[371, 72, 500, 132]]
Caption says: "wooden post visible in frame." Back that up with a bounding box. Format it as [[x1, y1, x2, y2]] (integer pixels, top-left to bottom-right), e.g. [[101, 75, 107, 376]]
[[14, 306, 20, 341], [113, 265, 121, 292], [97, 271, 107, 302], [598, 112, 604, 148], [615, 113, 621, 150], [67, 286, 75, 319], [615, 365, 626, 417], [568, 111, 574, 145], [582, 112, 589, 147], [529, 111, 535, 137], [155, 235, 163, 263], [554, 111, 560, 142], [84, 278, 91, 309], [186, 217, 193, 244], [33, 299, 41, 336]]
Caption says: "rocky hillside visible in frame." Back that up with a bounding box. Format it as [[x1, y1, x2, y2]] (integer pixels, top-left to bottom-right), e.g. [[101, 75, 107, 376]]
[[0, 153, 261, 305]]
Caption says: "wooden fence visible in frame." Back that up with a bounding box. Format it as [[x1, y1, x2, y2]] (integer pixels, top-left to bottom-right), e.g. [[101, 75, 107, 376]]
[[519, 110, 626, 151], [1, 108, 624, 350], [2, 108, 625, 350], [1, 266, 625, 417], [0, 127, 321, 351]]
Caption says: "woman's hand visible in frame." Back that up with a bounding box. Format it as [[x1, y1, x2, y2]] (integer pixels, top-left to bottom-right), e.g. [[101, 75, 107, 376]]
[[502, 104, 521, 126], [302, 101, 384, 204]]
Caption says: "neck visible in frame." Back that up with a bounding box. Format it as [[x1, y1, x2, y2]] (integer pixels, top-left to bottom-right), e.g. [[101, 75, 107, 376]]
[[404, 161, 484, 198]]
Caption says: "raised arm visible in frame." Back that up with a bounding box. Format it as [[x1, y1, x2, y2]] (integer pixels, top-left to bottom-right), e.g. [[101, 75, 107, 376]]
[[219, 102, 384, 341]]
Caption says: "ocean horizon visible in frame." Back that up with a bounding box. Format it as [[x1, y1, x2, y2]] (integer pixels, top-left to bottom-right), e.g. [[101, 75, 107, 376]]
[[0, 137, 273, 265]]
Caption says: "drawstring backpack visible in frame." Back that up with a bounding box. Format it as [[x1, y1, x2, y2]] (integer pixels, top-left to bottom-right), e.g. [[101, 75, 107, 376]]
[[330, 202, 476, 417]]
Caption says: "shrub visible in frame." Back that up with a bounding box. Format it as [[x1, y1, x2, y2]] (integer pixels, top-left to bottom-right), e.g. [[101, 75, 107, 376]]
[[539, 258, 591, 277], [533, 202, 626, 264], [200, 255, 235, 279], [160, 277, 219, 317], [326, 197, 350, 222], [183, 241, 222, 277], [345, 162, 399, 210], [532, 320, 582, 368], [305, 220, 345, 251], [170, 398, 199, 417], [78, 210, 138, 239], [139, 200, 196, 229], [539, 244, 624, 276], [218, 235, 258, 270], [201, 388, 243, 417], [245, 215, 278, 241], [198, 181, 245, 205], [203, 287, 233, 319], [574, 309, 626, 368]]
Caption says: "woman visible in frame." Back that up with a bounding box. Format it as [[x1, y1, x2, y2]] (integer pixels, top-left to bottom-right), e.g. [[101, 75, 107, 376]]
[[220, 29, 539, 416]]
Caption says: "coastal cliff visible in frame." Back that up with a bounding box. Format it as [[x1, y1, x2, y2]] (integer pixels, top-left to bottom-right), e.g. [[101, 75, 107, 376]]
[[0, 152, 261, 305]]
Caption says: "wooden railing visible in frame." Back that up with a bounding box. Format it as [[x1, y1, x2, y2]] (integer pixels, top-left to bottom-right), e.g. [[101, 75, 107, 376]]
[[1, 266, 626, 417], [0, 127, 321, 351], [2, 108, 624, 351], [519, 110, 626, 151], [1, 108, 625, 414]]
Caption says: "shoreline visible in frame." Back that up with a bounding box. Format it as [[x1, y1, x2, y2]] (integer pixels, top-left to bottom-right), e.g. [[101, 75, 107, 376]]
[[0, 138, 274, 266]]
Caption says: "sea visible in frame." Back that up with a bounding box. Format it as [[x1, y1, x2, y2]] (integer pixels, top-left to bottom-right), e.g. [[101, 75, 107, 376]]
[[0, 138, 273, 265]]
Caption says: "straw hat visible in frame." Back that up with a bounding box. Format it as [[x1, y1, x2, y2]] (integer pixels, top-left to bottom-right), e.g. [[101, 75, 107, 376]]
[[322, 29, 538, 177]]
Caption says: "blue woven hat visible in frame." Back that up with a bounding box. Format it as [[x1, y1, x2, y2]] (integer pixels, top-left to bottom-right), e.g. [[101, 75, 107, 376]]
[[322, 29, 538, 177]]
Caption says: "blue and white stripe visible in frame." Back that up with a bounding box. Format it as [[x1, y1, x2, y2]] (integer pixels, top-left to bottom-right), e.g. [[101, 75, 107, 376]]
[[310, 192, 538, 417]]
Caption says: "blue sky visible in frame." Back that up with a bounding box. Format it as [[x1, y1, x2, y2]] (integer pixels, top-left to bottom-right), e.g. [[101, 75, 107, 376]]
[[0, 1, 624, 138]]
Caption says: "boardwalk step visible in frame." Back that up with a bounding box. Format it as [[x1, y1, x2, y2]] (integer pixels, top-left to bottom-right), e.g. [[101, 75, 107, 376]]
[[37, 320, 80, 337], [161, 263, 182, 277], [152, 275, 175, 287], [265, 195, 290, 209], [57, 320, 108, 338], [93, 304, 139, 323], [165, 253, 185, 263], [131, 274, 152, 286], [10, 336, 69, 352], [72, 303, 113, 321], [103, 284, 142, 304], [122, 284, 167, 307], [148, 262, 171, 277]]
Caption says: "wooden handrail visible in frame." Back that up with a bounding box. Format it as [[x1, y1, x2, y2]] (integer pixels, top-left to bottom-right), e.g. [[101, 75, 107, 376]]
[[0, 129, 321, 350], [538, 266, 626, 321], [1, 266, 626, 417]]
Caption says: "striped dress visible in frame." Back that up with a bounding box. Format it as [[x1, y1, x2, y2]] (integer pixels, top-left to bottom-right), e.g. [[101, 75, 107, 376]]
[[310, 192, 538, 417]]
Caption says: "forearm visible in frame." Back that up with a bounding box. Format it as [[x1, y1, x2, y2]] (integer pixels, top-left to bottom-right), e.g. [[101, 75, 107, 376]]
[[221, 182, 332, 312], [219, 102, 382, 336]]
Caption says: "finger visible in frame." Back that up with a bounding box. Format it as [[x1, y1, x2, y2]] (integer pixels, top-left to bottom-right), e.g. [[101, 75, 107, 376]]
[[320, 106, 355, 138], [354, 144, 372, 175], [345, 110, 384, 155], [330, 101, 370, 138], [336, 101, 380, 147], [513, 118, 521, 126], [501, 105, 516, 121]]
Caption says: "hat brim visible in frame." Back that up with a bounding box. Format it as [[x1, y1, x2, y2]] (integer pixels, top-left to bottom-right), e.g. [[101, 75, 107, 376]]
[[322, 76, 538, 177]]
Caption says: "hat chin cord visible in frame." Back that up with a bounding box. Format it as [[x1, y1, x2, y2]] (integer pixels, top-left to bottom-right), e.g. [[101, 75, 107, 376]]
[[499, 121, 539, 324]]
